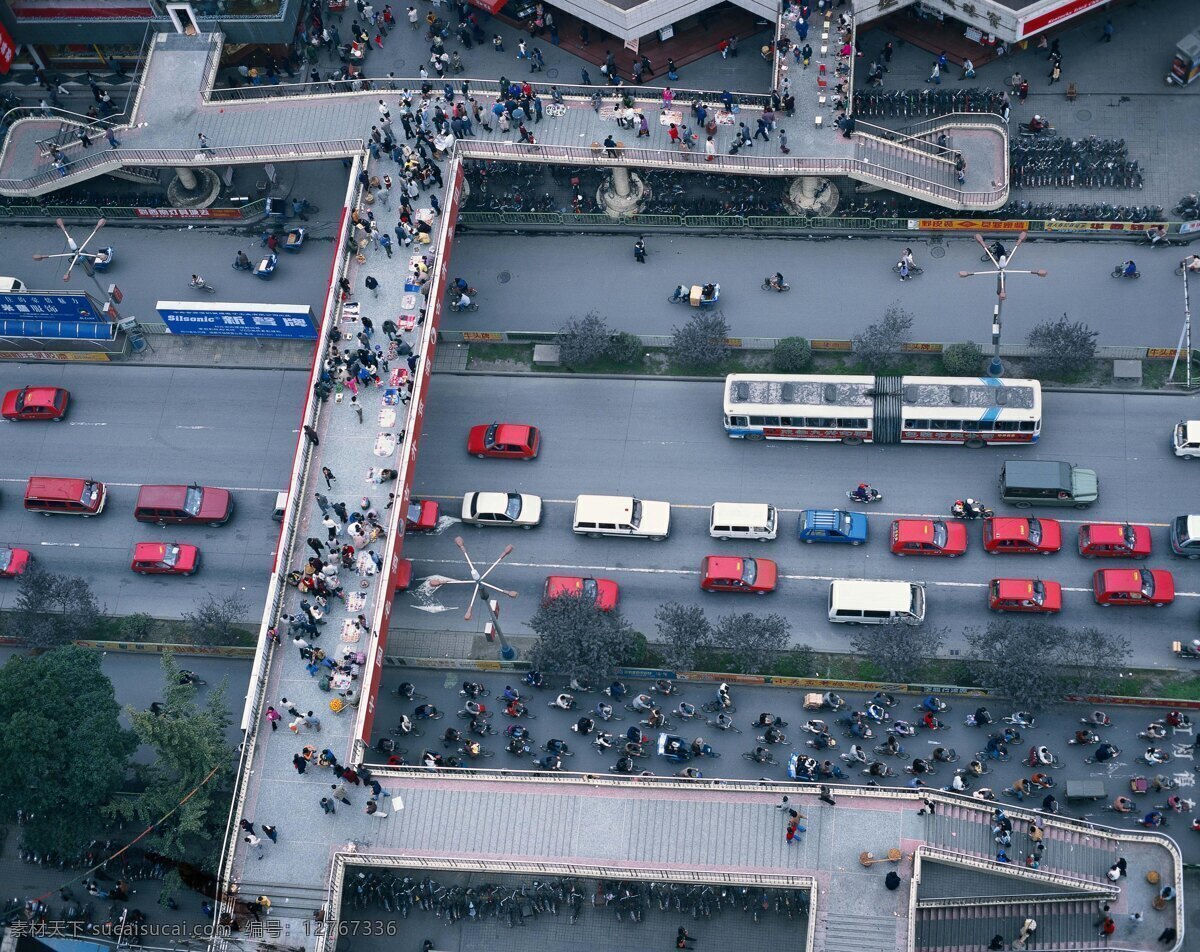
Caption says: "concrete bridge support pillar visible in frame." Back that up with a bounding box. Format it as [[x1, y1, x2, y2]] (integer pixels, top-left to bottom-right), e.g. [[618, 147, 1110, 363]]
[[166, 166, 221, 208], [598, 165, 647, 218], [784, 176, 840, 217]]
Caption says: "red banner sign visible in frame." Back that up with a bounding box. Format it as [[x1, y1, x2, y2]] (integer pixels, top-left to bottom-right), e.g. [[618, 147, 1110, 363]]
[[0, 21, 15, 74], [134, 207, 243, 219], [1020, 0, 1107, 38]]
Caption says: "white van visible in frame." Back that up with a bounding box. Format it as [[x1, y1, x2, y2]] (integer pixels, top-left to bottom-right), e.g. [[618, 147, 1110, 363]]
[[573, 494, 671, 540], [828, 579, 926, 626], [709, 502, 778, 542], [1173, 420, 1200, 459], [0, 277, 27, 293]]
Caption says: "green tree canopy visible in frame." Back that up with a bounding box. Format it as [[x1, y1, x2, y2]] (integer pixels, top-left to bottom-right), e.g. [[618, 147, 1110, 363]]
[[0, 645, 135, 856], [529, 594, 640, 685], [4, 565, 100, 649], [109, 653, 233, 871]]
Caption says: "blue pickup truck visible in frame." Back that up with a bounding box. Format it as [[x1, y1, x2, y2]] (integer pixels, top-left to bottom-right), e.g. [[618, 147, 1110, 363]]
[[797, 509, 869, 545]]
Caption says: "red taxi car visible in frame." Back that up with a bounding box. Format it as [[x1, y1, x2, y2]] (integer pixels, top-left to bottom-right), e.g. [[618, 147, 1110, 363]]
[[699, 556, 778, 594], [467, 423, 540, 460], [1077, 523, 1152, 559], [890, 520, 968, 557], [405, 499, 440, 533], [544, 576, 620, 610], [988, 578, 1062, 614], [982, 517, 1062, 555], [1092, 568, 1174, 607], [2, 386, 69, 421], [131, 542, 200, 575], [0, 546, 32, 578]]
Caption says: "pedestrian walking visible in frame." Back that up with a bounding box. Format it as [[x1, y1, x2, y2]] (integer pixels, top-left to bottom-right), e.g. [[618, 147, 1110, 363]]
[[330, 783, 351, 804], [676, 926, 696, 949], [779, 129, 789, 154], [365, 275, 380, 297], [320, 797, 336, 814], [197, 132, 212, 150], [705, 135, 716, 161], [1101, 18, 1113, 42], [819, 786, 836, 807], [366, 798, 388, 817], [332, 501, 349, 522], [918, 797, 936, 815], [322, 466, 336, 487], [293, 754, 307, 774], [244, 834, 264, 859], [351, 396, 363, 422], [262, 825, 278, 843], [105, 128, 121, 148], [927, 61, 941, 84], [304, 711, 322, 731], [302, 424, 320, 446], [323, 515, 339, 541], [266, 706, 282, 731], [240, 818, 256, 834], [882, 41, 893, 63], [1049, 62, 1062, 84], [634, 237, 646, 264]]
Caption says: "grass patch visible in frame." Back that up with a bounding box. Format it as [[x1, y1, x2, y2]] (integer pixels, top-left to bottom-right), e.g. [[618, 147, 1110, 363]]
[[466, 343, 533, 369]]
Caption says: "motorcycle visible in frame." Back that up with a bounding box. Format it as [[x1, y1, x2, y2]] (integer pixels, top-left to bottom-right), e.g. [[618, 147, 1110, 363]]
[[1172, 639, 1200, 659], [846, 488, 883, 504], [950, 499, 994, 520]]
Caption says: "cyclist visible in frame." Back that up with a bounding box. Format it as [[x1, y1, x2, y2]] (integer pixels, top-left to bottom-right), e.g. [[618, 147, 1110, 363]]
[[768, 272, 786, 290], [189, 274, 209, 288], [1181, 255, 1200, 273], [1121, 259, 1138, 278], [902, 248, 916, 270], [454, 289, 473, 310]]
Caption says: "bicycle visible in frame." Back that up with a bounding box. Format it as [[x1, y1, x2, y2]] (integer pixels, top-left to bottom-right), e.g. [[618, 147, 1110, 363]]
[[1111, 265, 1140, 279], [189, 277, 216, 293], [449, 299, 479, 312], [761, 277, 791, 292], [892, 264, 924, 276]]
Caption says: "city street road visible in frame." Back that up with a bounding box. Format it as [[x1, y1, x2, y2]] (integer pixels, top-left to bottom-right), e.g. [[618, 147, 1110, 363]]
[[367, 669, 1200, 866], [396, 375, 1200, 668], [447, 233, 1193, 348], [0, 364, 308, 618], [0, 220, 333, 326]]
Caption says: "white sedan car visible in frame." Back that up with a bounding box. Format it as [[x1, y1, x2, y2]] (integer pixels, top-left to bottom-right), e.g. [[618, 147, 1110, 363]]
[[461, 491, 543, 529]]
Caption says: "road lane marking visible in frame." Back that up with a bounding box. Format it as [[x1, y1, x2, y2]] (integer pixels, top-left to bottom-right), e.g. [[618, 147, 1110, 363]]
[[0, 478, 276, 493], [413, 493, 1172, 528], [38, 542, 81, 547], [405, 558, 1200, 597]]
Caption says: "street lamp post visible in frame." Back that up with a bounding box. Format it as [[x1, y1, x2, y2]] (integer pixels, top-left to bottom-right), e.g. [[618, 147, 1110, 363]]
[[428, 537, 520, 661], [958, 233, 1048, 377]]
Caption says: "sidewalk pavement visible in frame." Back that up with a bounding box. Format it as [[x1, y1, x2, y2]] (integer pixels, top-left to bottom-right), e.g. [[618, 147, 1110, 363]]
[[859, 0, 1200, 214]]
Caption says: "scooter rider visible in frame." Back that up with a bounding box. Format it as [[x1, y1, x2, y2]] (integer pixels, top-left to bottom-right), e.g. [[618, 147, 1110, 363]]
[[1122, 259, 1138, 277], [852, 483, 875, 502], [234, 250, 252, 270]]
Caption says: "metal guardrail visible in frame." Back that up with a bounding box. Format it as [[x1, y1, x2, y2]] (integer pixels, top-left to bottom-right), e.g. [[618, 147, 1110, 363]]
[[916, 844, 1116, 895], [206, 76, 772, 107]]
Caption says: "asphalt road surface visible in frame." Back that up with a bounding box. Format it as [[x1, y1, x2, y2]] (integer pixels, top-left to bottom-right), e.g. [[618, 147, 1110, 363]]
[[396, 375, 1200, 668], [0, 364, 307, 618], [446, 233, 1193, 347], [367, 669, 1200, 866], [0, 220, 333, 326]]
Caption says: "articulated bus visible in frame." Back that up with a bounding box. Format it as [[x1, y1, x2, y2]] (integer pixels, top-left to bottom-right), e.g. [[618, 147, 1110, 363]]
[[723, 374, 1042, 447]]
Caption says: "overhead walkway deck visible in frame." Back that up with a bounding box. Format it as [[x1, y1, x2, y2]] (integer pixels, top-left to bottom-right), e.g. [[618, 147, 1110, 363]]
[[0, 31, 1007, 210]]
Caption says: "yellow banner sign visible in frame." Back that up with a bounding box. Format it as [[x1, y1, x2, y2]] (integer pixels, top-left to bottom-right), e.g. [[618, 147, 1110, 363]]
[[917, 219, 1029, 231], [811, 339, 853, 352], [902, 342, 944, 353], [1044, 220, 1166, 233], [0, 350, 110, 361], [1146, 347, 1186, 359], [462, 331, 503, 342]]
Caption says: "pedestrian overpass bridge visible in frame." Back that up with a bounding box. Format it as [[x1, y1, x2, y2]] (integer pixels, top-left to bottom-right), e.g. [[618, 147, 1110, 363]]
[[0, 30, 1007, 211]]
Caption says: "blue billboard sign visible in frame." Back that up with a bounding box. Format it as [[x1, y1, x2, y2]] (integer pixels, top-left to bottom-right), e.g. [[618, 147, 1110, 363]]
[[0, 290, 102, 321], [155, 302, 316, 339]]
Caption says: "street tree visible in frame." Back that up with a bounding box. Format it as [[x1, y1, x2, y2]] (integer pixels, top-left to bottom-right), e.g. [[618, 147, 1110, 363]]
[[965, 620, 1131, 712], [654, 602, 712, 671], [773, 336, 813, 372], [110, 653, 233, 873], [0, 646, 135, 857], [708, 612, 790, 674], [854, 301, 914, 372], [849, 625, 946, 683], [4, 565, 100, 649], [529, 594, 640, 686], [941, 341, 984, 376], [670, 311, 731, 369], [183, 592, 249, 646], [607, 330, 645, 367], [1025, 313, 1098, 382], [557, 311, 612, 368]]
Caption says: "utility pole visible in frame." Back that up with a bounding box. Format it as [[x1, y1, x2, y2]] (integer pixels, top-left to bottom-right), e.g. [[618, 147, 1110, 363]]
[[958, 233, 1048, 376]]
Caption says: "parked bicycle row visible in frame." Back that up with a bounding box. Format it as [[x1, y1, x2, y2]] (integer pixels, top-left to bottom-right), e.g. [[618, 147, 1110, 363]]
[[341, 870, 809, 926], [1011, 137, 1142, 190], [850, 87, 1007, 119]]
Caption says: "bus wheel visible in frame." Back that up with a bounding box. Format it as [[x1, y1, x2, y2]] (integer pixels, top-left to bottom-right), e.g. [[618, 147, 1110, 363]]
[[745, 433, 765, 442], [965, 438, 985, 449], [842, 436, 863, 446]]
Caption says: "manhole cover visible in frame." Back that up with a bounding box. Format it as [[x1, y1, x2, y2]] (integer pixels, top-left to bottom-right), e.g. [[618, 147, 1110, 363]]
[[497, 271, 512, 284], [930, 246, 946, 258], [546, 68, 559, 79], [1076, 109, 1092, 122]]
